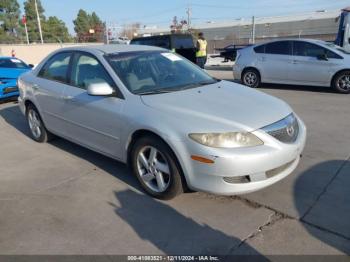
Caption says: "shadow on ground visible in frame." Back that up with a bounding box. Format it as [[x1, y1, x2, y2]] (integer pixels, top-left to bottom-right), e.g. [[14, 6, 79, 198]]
[[294, 160, 350, 254], [111, 189, 266, 257]]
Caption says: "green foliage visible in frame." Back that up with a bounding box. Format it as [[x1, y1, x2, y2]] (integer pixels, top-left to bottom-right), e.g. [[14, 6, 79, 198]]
[[43, 16, 72, 43], [22, 0, 72, 43], [73, 9, 104, 42], [0, 0, 21, 43]]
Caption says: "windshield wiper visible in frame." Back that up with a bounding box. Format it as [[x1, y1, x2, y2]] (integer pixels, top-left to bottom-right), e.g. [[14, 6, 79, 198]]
[[137, 89, 174, 95]]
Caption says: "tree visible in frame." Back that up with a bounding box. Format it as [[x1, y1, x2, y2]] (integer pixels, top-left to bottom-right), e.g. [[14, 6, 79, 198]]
[[73, 9, 89, 42], [73, 9, 104, 42], [43, 16, 71, 43], [0, 0, 21, 43], [23, 0, 45, 42]]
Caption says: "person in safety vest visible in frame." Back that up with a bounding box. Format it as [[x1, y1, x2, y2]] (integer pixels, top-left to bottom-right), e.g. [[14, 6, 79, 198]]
[[196, 32, 207, 69]]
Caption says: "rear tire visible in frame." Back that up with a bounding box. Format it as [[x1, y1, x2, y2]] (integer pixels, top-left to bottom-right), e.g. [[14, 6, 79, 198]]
[[242, 68, 261, 88], [130, 135, 184, 200], [332, 71, 350, 94], [26, 104, 54, 143]]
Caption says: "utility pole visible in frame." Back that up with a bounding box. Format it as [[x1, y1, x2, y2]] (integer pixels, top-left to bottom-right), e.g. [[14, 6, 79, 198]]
[[34, 0, 43, 44], [251, 16, 256, 44], [186, 4, 192, 30], [105, 21, 109, 44]]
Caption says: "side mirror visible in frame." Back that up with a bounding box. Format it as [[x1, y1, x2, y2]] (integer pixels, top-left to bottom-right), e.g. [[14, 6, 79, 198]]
[[317, 54, 328, 61], [87, 82, 114, 96], [28, 64, 34, 68]]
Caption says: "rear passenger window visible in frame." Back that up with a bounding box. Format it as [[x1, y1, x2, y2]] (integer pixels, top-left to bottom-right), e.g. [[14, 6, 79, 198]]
[[293, 41, 333, 58], [254, 45, 265, 53], [39, 52, 71, 83], [265, 41, 291, 55]]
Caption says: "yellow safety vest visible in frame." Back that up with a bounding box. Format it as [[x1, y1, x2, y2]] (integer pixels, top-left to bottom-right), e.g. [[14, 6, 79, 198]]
[[196, 39, 207, 57]]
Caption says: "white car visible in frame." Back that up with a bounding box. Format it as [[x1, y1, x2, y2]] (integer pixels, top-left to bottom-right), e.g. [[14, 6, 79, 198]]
[[18, 45, 306, 199], [234, 39, 350, 94]]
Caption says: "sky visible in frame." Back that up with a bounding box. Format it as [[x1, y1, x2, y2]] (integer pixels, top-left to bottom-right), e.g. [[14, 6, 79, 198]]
[[18, 0, 350, 34]]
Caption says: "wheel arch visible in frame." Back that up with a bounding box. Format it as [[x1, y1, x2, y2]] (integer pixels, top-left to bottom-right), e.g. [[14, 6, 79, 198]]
[[331, 69, 350, 86], [126, 129, 189, 190], [242, 66, 261, 80]]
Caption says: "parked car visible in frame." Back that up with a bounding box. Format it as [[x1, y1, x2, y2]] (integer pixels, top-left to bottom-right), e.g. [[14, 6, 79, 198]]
[[18, 45, 306, 199], [234, 39, 350, 93], [0, 57, 32, 99], [130, 34, 197, 63]]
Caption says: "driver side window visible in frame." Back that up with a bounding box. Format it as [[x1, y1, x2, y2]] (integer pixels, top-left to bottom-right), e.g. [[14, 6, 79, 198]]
[[70, 53, 115, 90]]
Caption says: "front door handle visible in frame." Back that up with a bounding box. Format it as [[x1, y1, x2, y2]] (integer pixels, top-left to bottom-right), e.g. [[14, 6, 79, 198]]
[[291, 60, 298, 64], [32, 84, 39, 91], [63, 95, 76, 102]]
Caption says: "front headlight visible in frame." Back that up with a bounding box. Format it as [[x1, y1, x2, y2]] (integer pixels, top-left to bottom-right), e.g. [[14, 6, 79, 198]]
[[188, 132, 263, 148]]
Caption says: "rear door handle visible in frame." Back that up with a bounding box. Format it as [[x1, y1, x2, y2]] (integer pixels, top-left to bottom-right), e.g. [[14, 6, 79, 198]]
[[291, 60, 298, 64]]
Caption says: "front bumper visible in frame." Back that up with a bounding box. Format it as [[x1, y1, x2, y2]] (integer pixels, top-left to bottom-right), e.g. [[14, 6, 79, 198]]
[[173, 117, 307, 195]]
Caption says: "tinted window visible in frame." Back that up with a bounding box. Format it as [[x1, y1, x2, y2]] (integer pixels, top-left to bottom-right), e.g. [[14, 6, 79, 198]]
[[325, 49, 343, 59], [70, 53, 115, 90], [39, 52, 71, 83], [254, 45, 265, 53], [173, 37, 194, 49], [265, 41, 291, 55], [293, 41, 331, 58], [0, 58, 29, 69]]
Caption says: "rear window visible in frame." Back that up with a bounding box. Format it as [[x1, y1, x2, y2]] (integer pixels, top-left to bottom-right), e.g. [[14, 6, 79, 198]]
[[172, 37, 194, 49], [265, 41, 291, 55], [131, 37, 170, 49], [254, 45, 265, 53], [0, 58, 29, 69]]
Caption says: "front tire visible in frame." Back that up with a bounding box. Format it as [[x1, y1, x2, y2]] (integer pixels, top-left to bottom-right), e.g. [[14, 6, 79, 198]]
[[332, 71, 350, 94], [242, 69, 261, 88], [26, 104, 53, 143], [130, 136, 184, 200]]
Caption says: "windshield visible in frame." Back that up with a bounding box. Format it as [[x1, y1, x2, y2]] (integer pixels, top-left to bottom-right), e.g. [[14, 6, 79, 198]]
[[0, 58, 29, 69], [106, 51, 217, 95], [324, 42, 350, 54]]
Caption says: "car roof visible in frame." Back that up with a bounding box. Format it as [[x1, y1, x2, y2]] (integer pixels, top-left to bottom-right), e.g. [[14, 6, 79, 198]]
[[58, 44, 164, 54], [254, 38, 329, 46]]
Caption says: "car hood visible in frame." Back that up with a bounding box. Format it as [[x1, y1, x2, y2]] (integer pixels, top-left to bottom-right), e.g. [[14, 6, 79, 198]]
[[140, 81, 293, 132], [0, 68, 30, 80]]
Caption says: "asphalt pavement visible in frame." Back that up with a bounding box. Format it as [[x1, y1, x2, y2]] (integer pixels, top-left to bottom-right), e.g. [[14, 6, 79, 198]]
[[0, 69, 349, 256]]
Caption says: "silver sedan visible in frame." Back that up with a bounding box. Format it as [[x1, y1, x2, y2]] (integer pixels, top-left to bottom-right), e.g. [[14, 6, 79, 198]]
[[18, 45, 306, 199], [234, 39, 350, 93]]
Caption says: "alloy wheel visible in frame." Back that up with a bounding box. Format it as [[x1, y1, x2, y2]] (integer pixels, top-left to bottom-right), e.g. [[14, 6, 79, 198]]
[[136, 146, 171, 193], [28, 109, 42, 139], [244, 72, 257, 87], [337, 74, 350, 91]]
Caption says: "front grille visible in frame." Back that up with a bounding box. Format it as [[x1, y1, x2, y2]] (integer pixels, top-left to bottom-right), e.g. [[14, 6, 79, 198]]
[[3, 86, 18, 94], [262, 114, 299, 143]]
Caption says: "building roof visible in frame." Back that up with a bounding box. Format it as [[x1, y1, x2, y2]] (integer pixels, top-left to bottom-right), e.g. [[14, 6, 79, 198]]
[[137, 9, 340, 35]]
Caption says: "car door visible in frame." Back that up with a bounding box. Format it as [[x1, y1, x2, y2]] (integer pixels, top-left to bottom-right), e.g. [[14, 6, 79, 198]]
[[61, 51, 124, 159], [35, 52, 73, 133], [288, 41, 333, 85], [258, 41, 292, 83]]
